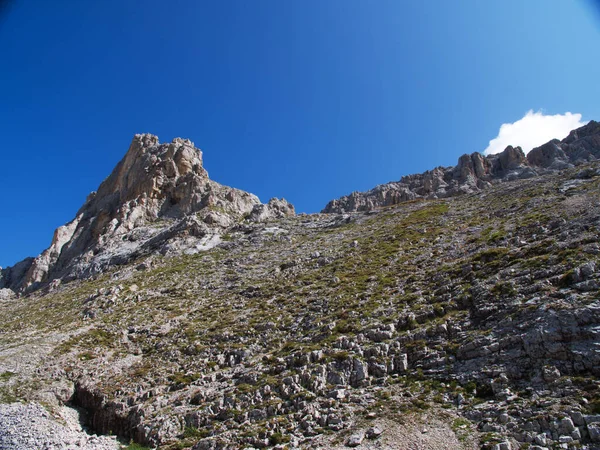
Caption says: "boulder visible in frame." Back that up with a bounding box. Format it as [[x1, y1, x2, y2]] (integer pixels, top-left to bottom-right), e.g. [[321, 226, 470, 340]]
[[528, 140, 569, 168], [248, 198, 295, 222]]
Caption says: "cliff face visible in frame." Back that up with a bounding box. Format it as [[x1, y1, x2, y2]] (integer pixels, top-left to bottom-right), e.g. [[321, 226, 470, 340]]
[[323, 121, 600, 213], [0, 134, 294, 293]]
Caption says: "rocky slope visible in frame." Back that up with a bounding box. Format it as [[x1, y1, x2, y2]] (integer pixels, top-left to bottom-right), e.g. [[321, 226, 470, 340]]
[[0, 134, 294, 294], [323, 120, 600, 213], [0, 402, 119, 450], [1, 124, 600, 450]]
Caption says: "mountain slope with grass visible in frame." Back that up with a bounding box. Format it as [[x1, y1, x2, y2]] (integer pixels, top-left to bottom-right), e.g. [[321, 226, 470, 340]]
[[2, 123, 600, 450]]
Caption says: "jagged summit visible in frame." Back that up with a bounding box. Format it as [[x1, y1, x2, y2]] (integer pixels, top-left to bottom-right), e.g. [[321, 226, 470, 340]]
[[323, 120, 600, 213], [0, 134, 294, 293], [2, 122, 599, 294]]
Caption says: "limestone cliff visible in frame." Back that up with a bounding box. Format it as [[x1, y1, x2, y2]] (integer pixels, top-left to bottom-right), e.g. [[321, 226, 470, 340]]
[[1, 134, 294, 293]]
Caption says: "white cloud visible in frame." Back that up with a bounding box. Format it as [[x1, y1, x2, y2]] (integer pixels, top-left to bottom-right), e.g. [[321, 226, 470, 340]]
[[484, 110, 587, 155]]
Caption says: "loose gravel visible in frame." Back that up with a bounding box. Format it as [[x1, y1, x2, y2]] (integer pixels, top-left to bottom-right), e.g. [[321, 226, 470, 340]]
[[0, 402, 119, 450]]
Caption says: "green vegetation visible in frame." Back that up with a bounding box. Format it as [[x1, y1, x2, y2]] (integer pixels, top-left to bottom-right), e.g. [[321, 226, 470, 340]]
[[451, 417, 472, 442], [58, 328, 116, 354], [168, 372, 201, 388], [479, 432, 503, 447], [269, 432, 290, 445], [124, 442, 152, 450], [182, 426, 210, 439], [0, 371, 15, 382], [491, 281, 517, 297], [480, 226, 506, 244], [473, 247, 509, 264]]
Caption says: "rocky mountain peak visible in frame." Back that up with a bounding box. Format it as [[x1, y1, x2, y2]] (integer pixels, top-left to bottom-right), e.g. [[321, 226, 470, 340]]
[[323, 121, 600, 213], [91, 134, 209, 216], [0, 134, 294, 293]]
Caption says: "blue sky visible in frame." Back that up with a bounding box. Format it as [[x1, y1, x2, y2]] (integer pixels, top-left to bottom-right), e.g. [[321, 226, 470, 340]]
[[1, 1, 599, 267]]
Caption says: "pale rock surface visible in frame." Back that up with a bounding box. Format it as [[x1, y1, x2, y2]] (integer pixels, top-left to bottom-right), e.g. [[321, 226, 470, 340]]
[[1, 134, 294, 293], [0, 403, 119, 450], [248, 197, 295, 223], [0, 288, 15, 301]]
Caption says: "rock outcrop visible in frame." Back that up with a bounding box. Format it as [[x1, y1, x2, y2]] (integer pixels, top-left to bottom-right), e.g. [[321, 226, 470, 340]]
[[0, 134, 294, 293], [323, 120, 600, 213], [248, 198, 296, 223]]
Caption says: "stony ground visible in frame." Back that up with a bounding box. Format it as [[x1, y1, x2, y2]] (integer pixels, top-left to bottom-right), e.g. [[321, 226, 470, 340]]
[[2, 163, 600, 449], [0, 402, 118, 449]]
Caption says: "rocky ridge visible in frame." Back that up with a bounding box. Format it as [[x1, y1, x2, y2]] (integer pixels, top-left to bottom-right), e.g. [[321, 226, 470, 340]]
[[1, 123, 600, 450], [0, 134, 294, 294], [323, 120, 600, 213]]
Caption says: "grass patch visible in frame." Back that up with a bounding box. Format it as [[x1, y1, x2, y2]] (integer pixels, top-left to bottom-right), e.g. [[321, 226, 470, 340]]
[[124, 442, 152, 450], [0, 371, 16, 382]]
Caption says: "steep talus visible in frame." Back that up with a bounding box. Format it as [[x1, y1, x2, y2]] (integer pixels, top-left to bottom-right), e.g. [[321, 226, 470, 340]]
[[323, 120, 600, 213], [0, 134, 294, 293], [1, 124, 600, 449]]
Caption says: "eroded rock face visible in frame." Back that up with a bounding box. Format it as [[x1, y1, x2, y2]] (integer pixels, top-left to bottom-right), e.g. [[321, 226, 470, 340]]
[[3, 134, 292, 293], [4, 121, 599, 292], [561, 120, 600, 161], [323, 121, 600, 213], [527, 140, 569, 169], [323, 145, 534, 213], [248, 198, 296, 223], [0, 258, 34, 292]]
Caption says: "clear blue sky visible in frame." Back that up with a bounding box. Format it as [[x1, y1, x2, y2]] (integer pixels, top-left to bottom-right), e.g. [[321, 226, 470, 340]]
[[1, 1, 599, 267]]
